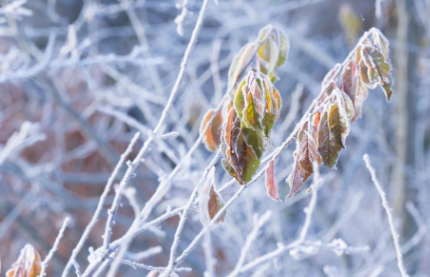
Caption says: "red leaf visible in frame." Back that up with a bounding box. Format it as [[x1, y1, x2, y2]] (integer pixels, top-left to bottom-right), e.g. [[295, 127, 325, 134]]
[[265, 160, 281, 202], [298, 121, 319, 174], [199, 167, 226, 226], [286, 153, 310, 198]]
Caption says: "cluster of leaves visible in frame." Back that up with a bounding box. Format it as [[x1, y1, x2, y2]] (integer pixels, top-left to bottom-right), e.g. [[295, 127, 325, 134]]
[[200, 26, 393, 208], [199, 25, 289, 219], [287, 28, 393, 197], [201, 25, 288, 188], [6, 244, 41, 277]]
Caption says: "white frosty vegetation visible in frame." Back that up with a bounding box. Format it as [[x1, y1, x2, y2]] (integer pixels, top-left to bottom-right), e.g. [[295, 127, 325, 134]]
[[0, 1, 427, 277]]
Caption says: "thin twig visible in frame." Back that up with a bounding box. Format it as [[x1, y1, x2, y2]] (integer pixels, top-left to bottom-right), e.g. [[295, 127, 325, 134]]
[[38, 218, 70, 277], [160, 151, 221, 277], [107, 187, 142, 277], [363, 154, 409, 277]]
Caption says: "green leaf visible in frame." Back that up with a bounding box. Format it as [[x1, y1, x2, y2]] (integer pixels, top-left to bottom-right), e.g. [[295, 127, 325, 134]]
[[233, 78, 247, 119], [242, 125, 265, 159], [234, 71, 280, 138], [243, 80, 264, 130], [332, 90, 354, 145], [222, 108, 261, 184], [264, 112, 276, 138], [328, 103, 344, 148], [257, 25, 289, 76], [275, 28, 289, 69]]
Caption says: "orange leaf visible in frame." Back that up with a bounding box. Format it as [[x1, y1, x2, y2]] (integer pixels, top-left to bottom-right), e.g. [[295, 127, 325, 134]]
[[6, 244, 42, 277], [201, 109, 223, 152]]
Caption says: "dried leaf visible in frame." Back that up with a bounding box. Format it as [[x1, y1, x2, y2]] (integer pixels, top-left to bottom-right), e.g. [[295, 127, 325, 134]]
[[365, 46, 394, 101], [286, 153, 310, 198], [341, 61, 369, 122], [6, 244, 42, 277], [371, 29, 389, 59], [341, 60, 358, 106], [199, 167, 226, 226], [272, 87, 282, 112], [146, 271, 159, 277], [356, 46, 379, 89], [322, 63, 341, 88], [352, 81, 369, 121], [298, 121, 319, 174], [200, 109, 223, 151], [265, 160, 281, 202], [317, 111, 342, 168], [228, 42, 257, 91]]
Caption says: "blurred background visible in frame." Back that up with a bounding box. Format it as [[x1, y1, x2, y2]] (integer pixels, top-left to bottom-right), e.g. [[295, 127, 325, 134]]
[[0, 0, 429, 276]]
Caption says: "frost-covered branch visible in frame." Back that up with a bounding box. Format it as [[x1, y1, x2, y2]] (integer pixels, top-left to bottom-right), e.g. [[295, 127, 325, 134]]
[[363, 154, 409, 277]]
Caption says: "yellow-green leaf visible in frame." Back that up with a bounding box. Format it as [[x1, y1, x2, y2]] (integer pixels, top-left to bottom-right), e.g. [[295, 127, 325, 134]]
[[317, 111, 342, 168], [228, 42, 257, 91]]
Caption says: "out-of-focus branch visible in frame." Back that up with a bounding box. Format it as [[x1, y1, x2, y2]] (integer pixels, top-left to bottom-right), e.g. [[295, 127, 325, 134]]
[[61, 133, 140, 277], [227, 211, 272, 277]]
